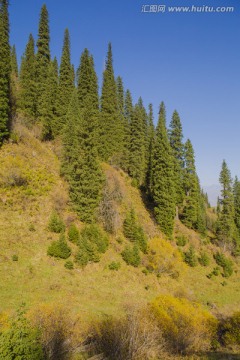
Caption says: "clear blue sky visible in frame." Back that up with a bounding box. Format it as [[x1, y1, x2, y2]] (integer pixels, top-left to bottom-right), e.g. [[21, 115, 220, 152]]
[[9, 0, 240, 187]]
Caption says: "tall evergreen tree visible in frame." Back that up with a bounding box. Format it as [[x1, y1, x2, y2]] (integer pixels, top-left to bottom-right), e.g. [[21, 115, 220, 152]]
[[56, 28, 74, 134], [128, 101, 147, 186], [10, 45, 18, 116], [169, 110, 184, 209], [41, 57, 58, 140], [99, 43, 124, 163], [62, 91, 104, 222], [146, 103, 155, 192], [0, 0, 11, 144], [77, 48, 99, 148], [36, 4, 50, 117], [122, 89, 133, 172], [116, 76, 124, 115], [233, 177, 240, 236], [19, 34, 37, 119], [216, 160, 236, 248], [151, 102, 176, 237], [181, 139, 200, 229]]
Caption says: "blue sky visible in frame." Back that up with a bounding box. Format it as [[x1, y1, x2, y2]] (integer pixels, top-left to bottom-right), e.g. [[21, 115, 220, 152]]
[[9, 0, 240, 187]]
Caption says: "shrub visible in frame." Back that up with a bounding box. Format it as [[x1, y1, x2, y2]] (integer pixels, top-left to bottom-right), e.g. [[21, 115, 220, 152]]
[[145, 237, 185, 278], [218, 312, 240, 346], [68, 223, 80, 243], [184, 245, 198, 267], [0, 307, 44, 359], [121, 245, 141, 267], [64, 260, 74, 270], [151, 294, 217, 354], [29, 223, 36, 232], [198, 251, 210, 266], [79, 224, 108, 254], [176, 235, 187, 247], [12, 254, 18, 261], [108, 261, 121, 271], [47, 234, 71, 259], [90, 306, 165, 360], [75, 248, 89, 268], [48, 211, 65, 233], [214, 252, 233, 278]]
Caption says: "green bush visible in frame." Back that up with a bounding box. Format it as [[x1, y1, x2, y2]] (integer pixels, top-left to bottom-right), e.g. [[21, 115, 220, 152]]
[[12, 254, 18, 261], [79, 224, 108, 253], [218, 312, 240, 346], [198, 251, 210, 266], [176, 235, 187, 247], [48, 211, 65, 233], [47, 234, 71, 259], [121, 245, 141, 267], [75, 247, 89, 267], [68, 223, 80, 243], [214, 252, 233, 278], [64, 260, 74, 270], [184, 245, 198, 267], [108, 261, 121, 271], [0, 307, 44, 359]]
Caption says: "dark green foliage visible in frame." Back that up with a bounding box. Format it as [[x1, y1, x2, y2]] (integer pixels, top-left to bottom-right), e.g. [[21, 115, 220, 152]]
[[151, 102, 176, 238], [233, 177, 240, 251], [48, 211, 65, 233], [75, 224, 109, 267], [216, 160, 236, 248], [19, 34, 37, 119], [121, 245, 141, 267], [10, 45, 18, 115], [61, 91, 104, 223], [0, 307, 44, 359], [168, 110, 184, 207], [0, 0, 11, 144], [218, 312, 240, 346], [184, 245, 198, 267], [12, 254, 18, 261], [176, 235, 187, 247], [128, 100, 148, 186], [68, 223, 80, 243], [10, 45, 18, 77], [145, 103, 155, 192], [198, 251, 210, 266], [181, 139, 206, 233], [41, 58, 58, 140], [214, 251, 233, 278], [99, 43, 125, 163], [56, 28, 74, 134], [47, 233, 71, 259], [108, 261, 121, 271], [64, 260, 74, 270], [123, 209, 147, 253], [36, 4, 50, 118]]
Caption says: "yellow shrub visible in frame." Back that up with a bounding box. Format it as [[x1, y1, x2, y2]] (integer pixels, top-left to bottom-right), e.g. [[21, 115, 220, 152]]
[[145, 237, 186, 278], [151, 294, 217, 354]]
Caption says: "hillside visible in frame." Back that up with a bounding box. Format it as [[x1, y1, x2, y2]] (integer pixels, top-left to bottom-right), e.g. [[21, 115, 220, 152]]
[[0, 120, 239, 322]]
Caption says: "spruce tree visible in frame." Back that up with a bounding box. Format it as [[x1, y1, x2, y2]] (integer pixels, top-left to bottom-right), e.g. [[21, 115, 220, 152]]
[[181, 139, 200, 229], [216, 160, 236, 248], [169, 110, 184, 209], [121, 88, 133, 172], [116, 76, 124, 115], [128, 101, 147, 186], [77, 48, 99, 155], [151, 102, 176, 237], [99, 43, 124, 163], [36, 4, 50, 117], [19, 34, 37, 119], [56, 28, 74, 134], [41, 57, 58, 140], [146, 103, 155, 193], [233, 177, 240, 236], [10, 45, 18, 116], [62, 91, 104, 222], [0, 0, 11, 144]]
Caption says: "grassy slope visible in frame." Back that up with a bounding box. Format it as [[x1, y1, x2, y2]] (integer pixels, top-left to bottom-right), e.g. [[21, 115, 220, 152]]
[[0, 122, 239, 322]]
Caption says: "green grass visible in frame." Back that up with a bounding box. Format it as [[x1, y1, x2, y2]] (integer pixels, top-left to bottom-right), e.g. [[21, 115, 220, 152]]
[[0, 122, 239, 326]]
